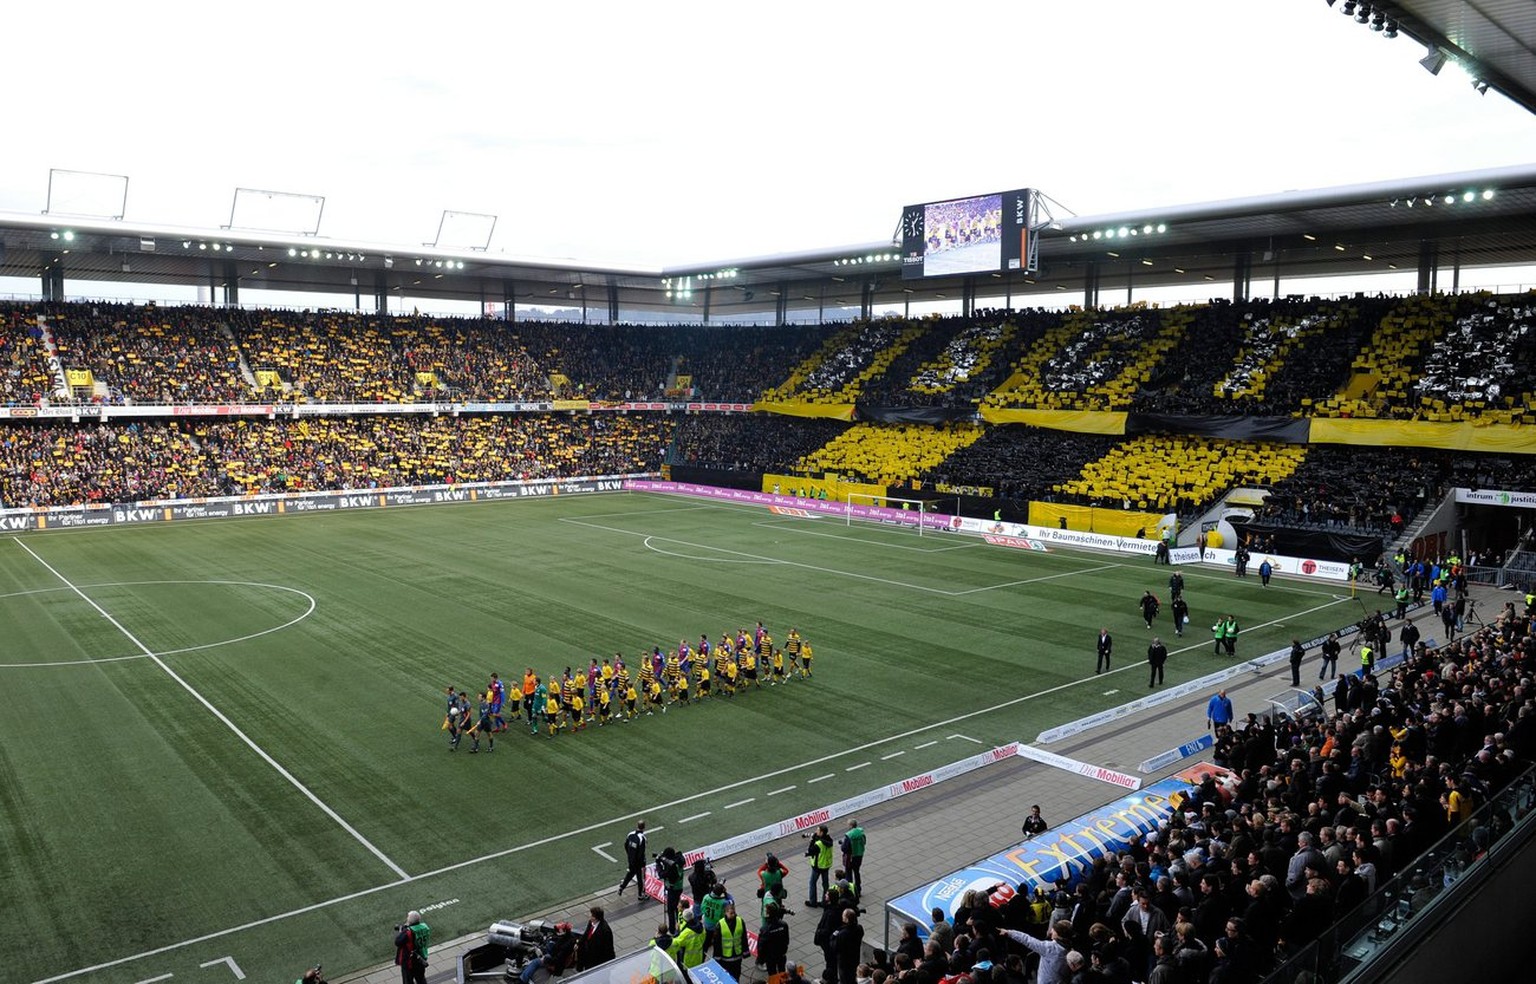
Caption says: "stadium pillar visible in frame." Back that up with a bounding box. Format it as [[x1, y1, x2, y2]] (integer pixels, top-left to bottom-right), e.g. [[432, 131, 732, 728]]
[[221, 260, 239, 308], [1232, 252, 1252, 302], [702, 284, 712, 324], [607, 283, 619, 324], [374, 270, 390, 314], [41, 252, 64, 301], [861, 280, 875, 320], [1417, 240, 1438, 294], [1082, 260, 1099, 308], [775, 282, 788, 326], [503, 279, 517, 322], [961, 277, 975, 318]]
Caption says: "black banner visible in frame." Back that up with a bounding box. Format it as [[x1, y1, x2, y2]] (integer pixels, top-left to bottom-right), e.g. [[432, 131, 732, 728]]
[[1230, 522, 1384, 565], [854, 404, 976, 424], [1125, 413, 1311, 444]]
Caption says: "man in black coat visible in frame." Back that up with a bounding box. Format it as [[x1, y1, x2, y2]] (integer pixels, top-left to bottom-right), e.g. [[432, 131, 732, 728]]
[[618, 820, 647, 902], [1096, 627, 1113, 675], [832, 908, 865, 984], [1148, 637, 1169, 688], [579, 906, 615, 970]]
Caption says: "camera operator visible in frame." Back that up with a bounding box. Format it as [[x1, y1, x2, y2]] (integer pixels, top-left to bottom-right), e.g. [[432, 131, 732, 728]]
[[654, 848, 685, 933], [393, 910, 430, 984]]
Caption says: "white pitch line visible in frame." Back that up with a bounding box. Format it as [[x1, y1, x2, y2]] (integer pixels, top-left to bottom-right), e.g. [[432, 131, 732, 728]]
[[724, 798, 756, 810], [748, 519, 980, 554], [946, 734, 982, 744], [678, 811, 712, 824], [946, 562, 1124, 595], [38, 592, 1355, 984], [14, 539, 410, 882], [133, 975, 173, 984], [592, 842, 618, 863], [880, 751, 905, 760], [845, 762, 871, 771], [915, 740, 938, 750], [807, 773, 835, 784]]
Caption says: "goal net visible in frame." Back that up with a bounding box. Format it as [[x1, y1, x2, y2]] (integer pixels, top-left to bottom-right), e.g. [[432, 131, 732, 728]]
[[844, 493, 959, 537]]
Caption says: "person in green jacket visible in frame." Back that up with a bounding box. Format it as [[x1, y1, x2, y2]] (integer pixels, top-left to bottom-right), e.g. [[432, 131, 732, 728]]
[[841, 819, 866, 896], [700, 882, 732, 935], [668, 916, 707, 970], [1223, 616, 1240, 657], [1211, 618, 1227, 655]]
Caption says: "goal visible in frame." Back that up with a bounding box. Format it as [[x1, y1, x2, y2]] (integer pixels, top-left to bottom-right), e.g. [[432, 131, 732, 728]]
[[844, 493, 959, 537]]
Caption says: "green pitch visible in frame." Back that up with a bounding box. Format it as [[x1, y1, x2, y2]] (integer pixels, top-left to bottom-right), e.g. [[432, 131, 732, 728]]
[[0, 492, 1359, 983]]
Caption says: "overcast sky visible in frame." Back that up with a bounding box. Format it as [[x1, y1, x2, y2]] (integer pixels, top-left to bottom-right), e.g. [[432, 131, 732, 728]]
[[5, 1, 1535, 272]]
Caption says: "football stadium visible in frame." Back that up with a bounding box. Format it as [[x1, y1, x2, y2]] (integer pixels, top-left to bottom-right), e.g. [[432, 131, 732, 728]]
[[4, 6, 1536, 984]]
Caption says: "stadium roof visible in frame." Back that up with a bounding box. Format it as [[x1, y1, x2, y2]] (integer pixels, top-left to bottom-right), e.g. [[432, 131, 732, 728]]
[[1384, 0, 1536, 115], [2, 162, 1536, 321]]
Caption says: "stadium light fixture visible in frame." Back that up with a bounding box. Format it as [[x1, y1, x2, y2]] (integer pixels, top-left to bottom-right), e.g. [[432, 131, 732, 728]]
[[1444, 194, 1455, 204], [1471, 78, 1489, 95], [1384, 19, 1398, 38], [1419, 47, 1447, 75], [1354, 4, 1371, 24], [1340, 0, 1356, 13], [1463, 191, 1475, 202], [1157, 224, 1167, 233], [1483, 189, 1495, 200]]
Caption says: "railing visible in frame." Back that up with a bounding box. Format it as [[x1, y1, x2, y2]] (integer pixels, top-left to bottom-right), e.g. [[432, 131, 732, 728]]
[[1259, 764, 1536, 983]]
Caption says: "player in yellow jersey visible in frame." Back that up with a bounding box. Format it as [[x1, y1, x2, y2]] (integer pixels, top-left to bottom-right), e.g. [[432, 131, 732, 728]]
[[597, 683, 612, 727], [570, 691, 586, 731], [546, 692, 563, 736], [692, 643, 709, 682], [698, 664, 712, 699], [675, 669, 691, 706], [624, 680, 639, 720], [646, 678, 665, 715], [722, 654, 739, 698], [742, 648, 759, 688], [784, 629, 803, 678], [601, 658, 615, 685], [800, 642, 814, 678], [664, 650, 681, 688], [771, 648, 786, 685], [575, 668, 588, 699]]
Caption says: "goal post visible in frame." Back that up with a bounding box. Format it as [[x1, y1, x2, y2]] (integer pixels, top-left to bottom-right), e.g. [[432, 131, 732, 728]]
[[844, 493, 960, 536]]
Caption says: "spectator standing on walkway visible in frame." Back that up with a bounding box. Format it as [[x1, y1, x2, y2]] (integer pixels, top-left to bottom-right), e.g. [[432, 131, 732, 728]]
[[1207, 690, 1234, 730], [394, 911, 430, 984], [1148, 637, 1168, 688], [757, 903, 789, 976], [579, 906, 615, 970], [1096, 627, 1113, 675], [1319, 633, 1340, 681], [1259, 559, 1273, 587], [805, 824, 834, 906], [1400, 618, 1420, 659], [715, 902, 748, 980], [1023, 804, 1049, 837], [841, 819, 866, 895], [1289, 639, 1305, 687], [833, 908, 864, 984]]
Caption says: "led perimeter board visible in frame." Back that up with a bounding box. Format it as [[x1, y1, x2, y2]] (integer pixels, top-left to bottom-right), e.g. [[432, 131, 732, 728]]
[[900, 188, 1035, 279]]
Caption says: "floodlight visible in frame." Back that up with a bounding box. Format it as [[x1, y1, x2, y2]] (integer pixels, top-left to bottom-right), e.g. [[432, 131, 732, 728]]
[[1471, 78, 1489, 95], [1482, 189, 1495, 200], [1419, 47, 1447, 75]]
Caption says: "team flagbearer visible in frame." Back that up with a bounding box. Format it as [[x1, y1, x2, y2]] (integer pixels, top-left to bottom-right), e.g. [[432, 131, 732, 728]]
[[624, 677, 640, 720], [469, 691, 495, 753], [597, 679, 613, 726]]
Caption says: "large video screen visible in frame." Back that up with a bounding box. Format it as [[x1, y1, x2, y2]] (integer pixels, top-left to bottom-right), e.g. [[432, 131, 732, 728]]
[[901, 189, 1033, 279]]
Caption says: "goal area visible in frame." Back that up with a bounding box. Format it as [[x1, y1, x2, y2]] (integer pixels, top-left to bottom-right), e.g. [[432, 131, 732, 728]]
[[844, 493, 960, 536]]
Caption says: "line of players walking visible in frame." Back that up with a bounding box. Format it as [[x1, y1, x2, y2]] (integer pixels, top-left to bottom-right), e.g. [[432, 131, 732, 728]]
[[1098, 571, 1243, 688], [441, 625, 814, 749]]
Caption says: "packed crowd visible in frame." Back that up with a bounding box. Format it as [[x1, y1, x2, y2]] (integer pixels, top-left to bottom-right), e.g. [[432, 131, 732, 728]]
[[876, 596, 1535, 984], [1253, 447, 1452, 537], [0, 414, 671, 507]]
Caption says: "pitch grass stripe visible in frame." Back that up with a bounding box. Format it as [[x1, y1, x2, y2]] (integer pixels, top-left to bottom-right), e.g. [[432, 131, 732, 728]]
[[563, 517, 1123, 597], [39, 592, 1354, 984], [13, 539, 410, 883]]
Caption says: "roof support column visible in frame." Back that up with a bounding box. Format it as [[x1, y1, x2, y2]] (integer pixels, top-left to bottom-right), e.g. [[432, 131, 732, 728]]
[[861, 280, 875, 320], [702, 285, 711, 325], [221, 260, 239, 308], [961, 277, 975, 318], [503, 279, 517, 322], [1083, 260, 1099, 309], [1232, 251, 1252, 303], [607, 283, 619, 324], [1417, 240, 1438, 294], [775, 282, 788, 326], [41, 253, 64, 301], [375, 270, 390, 314]]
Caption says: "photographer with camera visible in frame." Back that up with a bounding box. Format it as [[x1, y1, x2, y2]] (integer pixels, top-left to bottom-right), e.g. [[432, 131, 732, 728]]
[[654, 848, 686, 933], [294, 965, 326, 984], [393, 911, 430, 984]]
